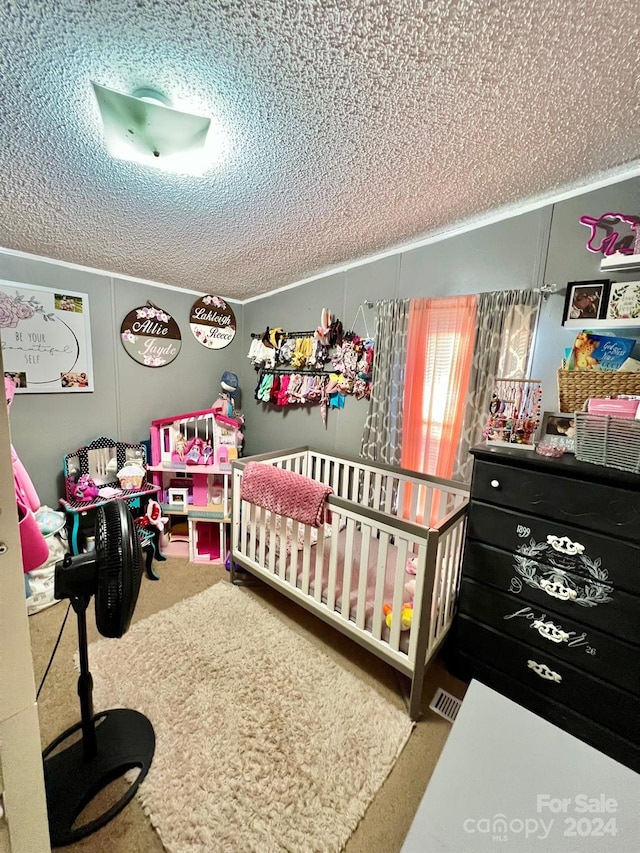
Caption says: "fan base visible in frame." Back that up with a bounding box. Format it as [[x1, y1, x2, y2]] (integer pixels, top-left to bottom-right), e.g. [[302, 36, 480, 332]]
[[43, 708, 155, 847]]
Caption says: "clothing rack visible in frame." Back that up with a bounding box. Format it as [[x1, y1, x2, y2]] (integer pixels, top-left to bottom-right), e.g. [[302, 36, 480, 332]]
[[258, 368, 329, 376], [250, 329, 317, 339]]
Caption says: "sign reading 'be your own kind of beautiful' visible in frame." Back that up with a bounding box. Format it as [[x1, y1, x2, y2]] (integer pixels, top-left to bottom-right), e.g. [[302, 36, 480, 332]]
[[189, 295, 236, 349], [0, 280, 94, 393], [120, 302, 181, 367]]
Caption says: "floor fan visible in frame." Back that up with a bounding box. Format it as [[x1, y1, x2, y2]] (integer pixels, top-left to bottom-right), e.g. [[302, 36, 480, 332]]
[[42, 500, 155, 847]]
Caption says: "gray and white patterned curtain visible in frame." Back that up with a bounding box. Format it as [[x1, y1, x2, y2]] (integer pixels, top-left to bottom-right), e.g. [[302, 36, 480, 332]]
[[360, 299, 409, 466], [452, 289, 541, 483]]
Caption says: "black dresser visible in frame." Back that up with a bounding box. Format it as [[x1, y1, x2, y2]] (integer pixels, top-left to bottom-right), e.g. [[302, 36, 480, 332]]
[[448, 444, 640, 774]]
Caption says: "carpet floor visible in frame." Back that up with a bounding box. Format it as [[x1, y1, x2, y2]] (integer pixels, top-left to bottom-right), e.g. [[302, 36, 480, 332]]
[[29, 558, 468, 852], [88, 581, 414, 852]]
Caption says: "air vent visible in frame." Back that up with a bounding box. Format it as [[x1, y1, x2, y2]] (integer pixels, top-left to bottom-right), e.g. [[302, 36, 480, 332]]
[[429, 688, 462, 724]]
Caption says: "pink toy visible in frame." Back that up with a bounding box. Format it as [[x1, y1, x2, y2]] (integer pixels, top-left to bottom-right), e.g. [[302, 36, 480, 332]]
[[5, 375, 49, 571], [71, 474, 99, 502]]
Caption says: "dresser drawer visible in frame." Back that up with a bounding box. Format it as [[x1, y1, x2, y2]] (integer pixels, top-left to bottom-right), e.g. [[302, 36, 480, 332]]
[[471, 459, 640, 541], [467, 502, 640, 596], [458, 578, 639, 695], [453, 615, 640, 743], [462, 540, 640, 645], [446, 649, 640, 775]]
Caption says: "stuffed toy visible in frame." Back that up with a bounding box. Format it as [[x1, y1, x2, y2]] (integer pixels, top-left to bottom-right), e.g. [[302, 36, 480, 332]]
[[383, 601, 413, 631], [213, 370, 243, 419], [70, 474, 99, 502], [406, 556, 418, 575], [136, 499, 168, 535]]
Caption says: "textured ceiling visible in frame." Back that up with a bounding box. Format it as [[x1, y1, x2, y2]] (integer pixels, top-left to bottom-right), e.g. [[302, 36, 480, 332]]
[[0, 1, 638, 301]]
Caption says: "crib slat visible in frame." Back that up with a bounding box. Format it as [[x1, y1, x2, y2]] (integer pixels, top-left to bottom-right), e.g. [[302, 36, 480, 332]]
[[331, 461, 341, 496], [438, 529, 454, 631], [257, 506, 267, 567], [341, 518, 356, 620], [267, 511, 277, 575], [247, 502, 258, 563], [372, 472, 382, 511], [388, 537, 408, 651], [362, 469, 371, 508], [277, 518, 287, 580], [326, 513, 341, 612], [406, 542, 427, 662], [301, 524, 312, 595], [446, 520, 464, 623], [409, 483, 419, 524], [355, 524, 372, 631], [288, 520, 300, 585], [372, 531, 390, 641], [314, 525, 325, 603]]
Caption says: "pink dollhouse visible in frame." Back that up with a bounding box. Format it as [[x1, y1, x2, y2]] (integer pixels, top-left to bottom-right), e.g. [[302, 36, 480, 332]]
[[148, 407, 242, 562]]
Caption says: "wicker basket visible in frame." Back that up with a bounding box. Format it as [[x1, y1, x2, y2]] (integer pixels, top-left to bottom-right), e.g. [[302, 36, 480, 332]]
[[574, 412, 640, 474], [557, 370, 640, 412]]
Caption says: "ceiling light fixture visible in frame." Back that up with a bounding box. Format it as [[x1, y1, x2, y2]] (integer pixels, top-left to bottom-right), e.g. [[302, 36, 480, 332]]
[[91, 82, 218, 175]]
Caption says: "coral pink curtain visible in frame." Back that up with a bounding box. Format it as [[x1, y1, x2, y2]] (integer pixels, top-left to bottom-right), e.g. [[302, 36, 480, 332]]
[[401, 295, 477, 523]]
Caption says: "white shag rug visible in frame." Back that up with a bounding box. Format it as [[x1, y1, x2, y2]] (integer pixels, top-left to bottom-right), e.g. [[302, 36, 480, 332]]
[[88, 581, 414, 853]]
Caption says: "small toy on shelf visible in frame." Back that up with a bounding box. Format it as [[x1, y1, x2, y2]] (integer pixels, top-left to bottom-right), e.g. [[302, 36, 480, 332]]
[[173, 432, 187, 462], [70, 474, 99, 502], [483, 378, 542, 449], [212, 371, 245, 456], [117, 462, 146, 490]]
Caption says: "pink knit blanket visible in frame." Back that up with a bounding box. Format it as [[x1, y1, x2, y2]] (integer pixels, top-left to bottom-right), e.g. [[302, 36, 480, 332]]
[[240, 462, 333, 528]]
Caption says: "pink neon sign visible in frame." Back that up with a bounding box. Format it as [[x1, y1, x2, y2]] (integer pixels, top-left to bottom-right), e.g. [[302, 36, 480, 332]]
[[579, 211, 640, 256]]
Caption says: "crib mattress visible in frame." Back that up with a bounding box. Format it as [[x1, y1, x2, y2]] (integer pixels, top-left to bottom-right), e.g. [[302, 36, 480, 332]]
[[248, 525, 428, 650]]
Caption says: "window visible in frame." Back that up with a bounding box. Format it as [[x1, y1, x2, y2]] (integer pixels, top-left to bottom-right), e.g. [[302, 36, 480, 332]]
[[401, 295, 477, 521]]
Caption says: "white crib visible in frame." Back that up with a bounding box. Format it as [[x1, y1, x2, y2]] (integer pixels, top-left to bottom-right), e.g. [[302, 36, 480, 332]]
[[231, 448, 469, 719]]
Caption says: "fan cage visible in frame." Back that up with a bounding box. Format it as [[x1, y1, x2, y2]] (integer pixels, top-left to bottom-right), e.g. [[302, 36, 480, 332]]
[[95, 502, 142, 638]]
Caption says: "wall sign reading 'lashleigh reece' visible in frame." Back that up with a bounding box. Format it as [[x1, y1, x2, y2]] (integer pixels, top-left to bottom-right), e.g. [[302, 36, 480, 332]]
[[120, 302, 181, 367], [189, 295, 236, 349]]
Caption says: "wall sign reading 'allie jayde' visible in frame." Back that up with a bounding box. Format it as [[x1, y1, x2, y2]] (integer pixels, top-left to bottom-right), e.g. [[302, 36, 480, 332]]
[[120, 302, 181, 367], [189, 295, 236, 349]]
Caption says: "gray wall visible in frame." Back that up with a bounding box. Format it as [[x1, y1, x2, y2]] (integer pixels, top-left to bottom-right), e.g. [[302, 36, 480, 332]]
[[1, 254, 244, 507], [242, 178, 640, 456], [3, 176, 639, 507]]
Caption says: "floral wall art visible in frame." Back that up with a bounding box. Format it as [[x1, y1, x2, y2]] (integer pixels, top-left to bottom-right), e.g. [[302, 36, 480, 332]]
[[189, 295, 237, 349], [0, 280, 93, 392], [120, 302, 182, 367]]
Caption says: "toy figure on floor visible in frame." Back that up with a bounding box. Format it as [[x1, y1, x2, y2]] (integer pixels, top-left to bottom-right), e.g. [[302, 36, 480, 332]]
[[134, 499, 168, 580]]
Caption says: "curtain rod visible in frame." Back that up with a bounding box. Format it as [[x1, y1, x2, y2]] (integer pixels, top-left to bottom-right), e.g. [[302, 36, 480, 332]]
[[366, 284, 560, 306]]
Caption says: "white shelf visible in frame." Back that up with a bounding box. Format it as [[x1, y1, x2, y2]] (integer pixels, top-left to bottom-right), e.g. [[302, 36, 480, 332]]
[[563, 319, 640, 329], [600, 252, 640, 273], [148, 464, 231, 475]]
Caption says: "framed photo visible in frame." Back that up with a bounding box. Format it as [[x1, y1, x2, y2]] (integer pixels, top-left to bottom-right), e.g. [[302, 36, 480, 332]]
[[539, 411, 576, 453], [562, 279, 610, 324], [605, 280, 640, 321]]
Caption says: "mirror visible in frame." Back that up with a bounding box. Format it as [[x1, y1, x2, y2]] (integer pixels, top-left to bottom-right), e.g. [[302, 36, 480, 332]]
[[87, 447, 118, 486]]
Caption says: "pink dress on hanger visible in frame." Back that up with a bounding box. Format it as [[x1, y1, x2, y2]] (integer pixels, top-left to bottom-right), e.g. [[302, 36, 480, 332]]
[[5, 376, 49, 571]]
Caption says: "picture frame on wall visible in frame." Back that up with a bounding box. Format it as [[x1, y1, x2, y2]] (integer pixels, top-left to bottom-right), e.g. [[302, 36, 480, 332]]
[[605, 280, 640, 321], [539, 411, 576, 453], [562, 279, 610, 324]]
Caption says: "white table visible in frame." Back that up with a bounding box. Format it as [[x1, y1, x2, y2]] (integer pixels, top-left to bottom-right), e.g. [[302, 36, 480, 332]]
[[401, 680, 640, 852]]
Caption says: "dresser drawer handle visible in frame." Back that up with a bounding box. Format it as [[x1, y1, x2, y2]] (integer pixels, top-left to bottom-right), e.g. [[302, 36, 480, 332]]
[[532, 619, 570, 644], [527, 660, 562, 683], [539, 578, 578, 601], [490, 479, 500, 488], [546, 534, 585, 556]]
